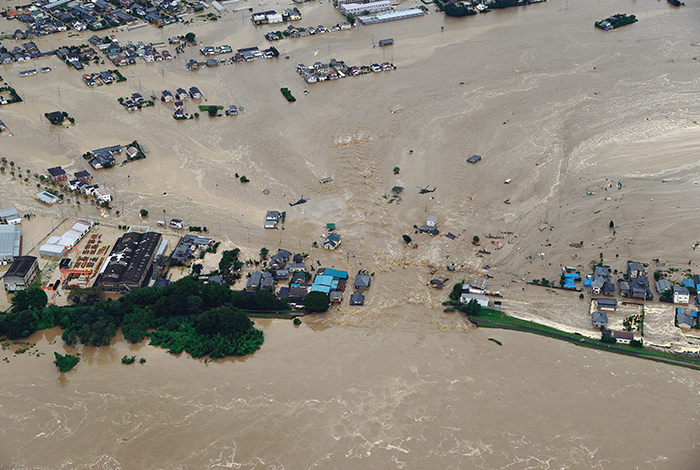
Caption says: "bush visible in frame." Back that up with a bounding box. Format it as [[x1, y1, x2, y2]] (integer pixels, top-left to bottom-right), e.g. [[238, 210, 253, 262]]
[[54, 352, 79, 372], [280, 88, 296, 102], [140, 209, 148, 217], [240, 175, 249, 183], [391, 186, 403, 194], [121, 355, 136, 365], [601, 334, 617, 344], [293, 317, 302, 325], [403, 234, 412, 244]]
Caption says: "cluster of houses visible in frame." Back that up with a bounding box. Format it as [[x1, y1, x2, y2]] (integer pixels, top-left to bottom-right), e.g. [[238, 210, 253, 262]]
[[46, 166, 111, 204], [251, 8, 302, 26], [244, 249, 371, 308], [81, 70, 125, 87], [160, 87, 203, 119], [88, 35, 173, 67], [296, 58, 394, 84], [82, 144, 124, 169], [264, 22, 351, 41], [582, 262, 653, 300], [6, 0, 202, 39], [55, 44, 98, 70], [119, 92, 150, 111], [0, 41, 43, 64], [186, 46, 277, 70]]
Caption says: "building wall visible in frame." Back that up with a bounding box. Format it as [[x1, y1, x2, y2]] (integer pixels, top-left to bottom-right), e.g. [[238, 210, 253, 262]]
[[340, 0, 391, 16]]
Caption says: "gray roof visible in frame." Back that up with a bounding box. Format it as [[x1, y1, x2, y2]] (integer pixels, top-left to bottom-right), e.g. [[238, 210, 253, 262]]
[[596, 298, 617, 308], [0, 207, 21, 222], [350, 291, 365, 305], [5, 255, 36, 277], [0, 225, 21, 259], [656, 279, 671, 293], [247, 271, 263, 288], [628, 262, 645, 272], [677, 310, 694, 327], [592, 311, 608, 324], [674, 286, 689, 296], [467, 155, 482, 163], [354, 274, 371, 288]]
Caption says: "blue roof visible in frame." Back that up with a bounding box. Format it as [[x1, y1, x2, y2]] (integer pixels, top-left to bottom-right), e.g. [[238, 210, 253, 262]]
[[682, 279, 695, 288], [677, 307, 685, 314], [563, 278, 576, 289], [564, 273, 579, 279], [324, 268, 348, 279], [313, 274, 334, 286], [692, 311, 698, 318], [584, 278, 592, 286], [310, 284, 331, 293]]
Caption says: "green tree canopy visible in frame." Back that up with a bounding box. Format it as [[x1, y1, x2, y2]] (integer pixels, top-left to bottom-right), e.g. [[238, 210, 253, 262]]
[[12, 286, 48, 313], [304, 291, 330, 312]]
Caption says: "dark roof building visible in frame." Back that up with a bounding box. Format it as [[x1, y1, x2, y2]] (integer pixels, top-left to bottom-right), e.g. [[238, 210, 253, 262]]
[[95, 231, 162, 292], [47, 166, 67, 181], [467, 155, 482, 164], [596, 298, 617, 310], [350, 291, 365, 305], [3, 255, 39, 291]]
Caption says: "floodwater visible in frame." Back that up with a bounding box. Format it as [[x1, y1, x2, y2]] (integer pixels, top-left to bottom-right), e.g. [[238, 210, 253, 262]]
[[1, 316, 699, 469], [1, 0, 700, 467]]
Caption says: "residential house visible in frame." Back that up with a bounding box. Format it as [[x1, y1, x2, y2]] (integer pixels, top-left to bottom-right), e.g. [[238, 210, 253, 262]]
[[175, 88, 189, 100], [93, 188, 111, 204], [673, 286, 690, 304], [288, 262, 305, 272], [269, 249, 290, 269], [246, 271, 263, 290], [592, 311, 608, 328], [169, 218, 184, 229], [275, 269, 289, 280], [629, 275, 651, 300], [349, 291, 365, 306], [161, 90, 174, 102], [628, 262, 645, 279], [74, 170, 92, 182], [265, 210, 281, 229], [613, 331, 634, 344], [591, 266, 610, 295], [354, 274, 371, 290], [47, 166, 67, 182], [324, 232, 341, 250], [260, 273, 275, 290], [676, 307, 695, 329], [656, 278, 671, 294], [189, 86, 202, 99], [426, 215, 437, 228], [330, 291, 342, 304], [288, 286, 308, 306]]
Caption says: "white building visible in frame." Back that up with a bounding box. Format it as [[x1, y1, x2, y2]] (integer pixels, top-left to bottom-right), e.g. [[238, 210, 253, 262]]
[[426, 215, 437, 228], [340, 0, 391, 16], [267, 13, 283, 23], [460, 293, 489, 308], [673, 286, 690, 304], [94, 188, 111, 204]]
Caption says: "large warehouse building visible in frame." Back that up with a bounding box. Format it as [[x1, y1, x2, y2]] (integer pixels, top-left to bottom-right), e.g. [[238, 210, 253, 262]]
[[39, 220, 93, 258], [0, 224, 21, 264], [94, 231, 162, 292], [3, 256, 39, 291]]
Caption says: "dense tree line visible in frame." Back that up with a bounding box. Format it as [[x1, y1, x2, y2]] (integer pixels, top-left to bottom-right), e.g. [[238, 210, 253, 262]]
[[0, 275, 288, 359]]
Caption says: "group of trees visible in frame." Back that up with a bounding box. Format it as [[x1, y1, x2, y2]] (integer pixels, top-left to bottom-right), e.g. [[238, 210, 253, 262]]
[[0, 276, 279, 360]]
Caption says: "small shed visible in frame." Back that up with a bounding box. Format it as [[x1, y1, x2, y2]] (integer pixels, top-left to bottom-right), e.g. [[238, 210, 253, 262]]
[[349, 291, 365, 305], [467, 155, 482, 164]]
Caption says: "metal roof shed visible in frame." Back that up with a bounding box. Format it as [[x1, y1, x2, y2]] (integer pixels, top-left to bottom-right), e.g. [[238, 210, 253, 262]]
[[467, 155, 482, 164]]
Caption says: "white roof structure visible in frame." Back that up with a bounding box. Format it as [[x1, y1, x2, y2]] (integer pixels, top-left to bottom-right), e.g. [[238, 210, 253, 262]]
[[460, 293, 489, 308], [0, 225, 21, 262], [39, 220, 92, 258], [0, 207, 21, 224]]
